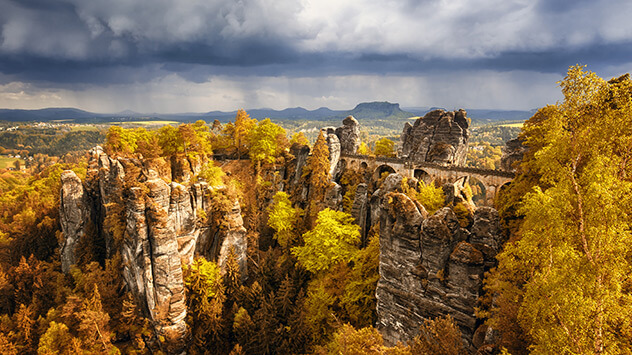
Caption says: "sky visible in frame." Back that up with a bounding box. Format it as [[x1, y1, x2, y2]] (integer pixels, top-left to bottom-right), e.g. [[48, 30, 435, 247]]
[[0, 0, 631, 113]]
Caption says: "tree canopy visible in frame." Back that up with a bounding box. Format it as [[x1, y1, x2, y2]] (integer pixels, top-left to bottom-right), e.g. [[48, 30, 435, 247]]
[[292, 208, 360, 273], [484, 66, 632, 354]]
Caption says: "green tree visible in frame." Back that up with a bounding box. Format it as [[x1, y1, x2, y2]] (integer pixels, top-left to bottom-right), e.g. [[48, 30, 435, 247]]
[[357, 142, 371, 155], [290, 132, 310, 146], [267, 191, 302, 250], [104, 126, 137, 156], [374, 137, 395, 157], [408, 316, 465, 355], [248, 118, 288, 165], [232, 109, 257, 158], [38, 321, 79, 355], [485, 66, 632, 354], [303, 131, 331, 225], [182, 257, 228, 352], [340, 233, 380, 327], [157, 125, 180, 156], [304, 131, 331, 194], [292, 209, 360, 273], [411, 181, 445, 214]]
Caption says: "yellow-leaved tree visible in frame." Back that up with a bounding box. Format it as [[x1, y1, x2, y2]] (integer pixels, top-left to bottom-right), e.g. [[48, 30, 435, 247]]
[[484, 66, 632, 354], [302, 131, 331, 225], [374, 137, 395, 157]]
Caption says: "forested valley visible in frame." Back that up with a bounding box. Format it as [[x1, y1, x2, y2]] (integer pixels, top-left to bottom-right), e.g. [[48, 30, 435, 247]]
[[0, 66, 631, 355]]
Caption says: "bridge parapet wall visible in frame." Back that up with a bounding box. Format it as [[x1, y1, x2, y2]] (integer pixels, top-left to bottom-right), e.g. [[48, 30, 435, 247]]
[[339, 153, 514, 205]]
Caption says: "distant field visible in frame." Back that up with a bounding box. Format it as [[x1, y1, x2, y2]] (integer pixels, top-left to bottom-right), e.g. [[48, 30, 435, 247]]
[[0, 156, 24, 169], [497, 122, 524, 128], [70, 125, 101, 132], [109, 120, 178, 126]]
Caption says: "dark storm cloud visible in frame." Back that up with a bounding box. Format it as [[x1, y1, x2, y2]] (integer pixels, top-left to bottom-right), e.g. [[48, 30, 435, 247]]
[[0, 0, 631, 86]]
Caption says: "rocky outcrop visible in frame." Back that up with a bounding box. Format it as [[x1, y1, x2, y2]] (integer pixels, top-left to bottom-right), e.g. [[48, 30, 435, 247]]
[[350, 183, 368, 237], [321, 127, 341, 179], [335, 115, 361, 154], [500, 137, 527, 172], [376, 180, 501, 349], [59, 150, 248, 351], [400, 109, 469, 166], [59, 170, 91, 273]]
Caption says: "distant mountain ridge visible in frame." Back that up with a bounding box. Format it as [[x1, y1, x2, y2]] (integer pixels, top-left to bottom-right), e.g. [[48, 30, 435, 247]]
[[0, 102, 534, 123]]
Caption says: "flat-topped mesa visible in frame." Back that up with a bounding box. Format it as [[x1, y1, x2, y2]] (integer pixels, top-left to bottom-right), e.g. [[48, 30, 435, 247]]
[[400, 109, 469, 166]]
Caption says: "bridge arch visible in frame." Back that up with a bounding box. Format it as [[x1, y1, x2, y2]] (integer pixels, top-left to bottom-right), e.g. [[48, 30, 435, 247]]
[[468, 177, 487, 205], [374, 164, 396, 181], [414, 168, 432, 185]]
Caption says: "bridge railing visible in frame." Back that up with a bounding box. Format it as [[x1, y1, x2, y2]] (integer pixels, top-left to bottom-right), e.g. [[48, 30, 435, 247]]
[[340, 153, 515, 178]]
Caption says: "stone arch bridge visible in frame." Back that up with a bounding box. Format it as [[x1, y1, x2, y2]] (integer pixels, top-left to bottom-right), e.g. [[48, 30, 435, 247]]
[[339, 154, 515, 205]]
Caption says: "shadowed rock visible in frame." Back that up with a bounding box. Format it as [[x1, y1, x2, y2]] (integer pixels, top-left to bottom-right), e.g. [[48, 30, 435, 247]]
[[376, 194, 501, 350]]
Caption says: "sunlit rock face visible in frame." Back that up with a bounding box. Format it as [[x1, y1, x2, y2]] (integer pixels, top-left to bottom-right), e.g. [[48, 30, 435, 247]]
[[376, 189, 502, 350], [321, 127, 341, 178], [335, 115, 361, 155], [400, 109, 470, 166], [59, 170, 91, 274], [59, 150, 247, 351]]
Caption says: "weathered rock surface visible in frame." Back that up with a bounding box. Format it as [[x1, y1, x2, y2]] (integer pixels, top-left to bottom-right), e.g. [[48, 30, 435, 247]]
[[335, 115, 361, 154], [350, 183, 368, 237], [500, 137, 527, 172], [59, 170, 91, 273], [59, 151, 248, 350], [322, 127, 341, 179], [400, 109, 469, 166], [376, 192, 501, 349]]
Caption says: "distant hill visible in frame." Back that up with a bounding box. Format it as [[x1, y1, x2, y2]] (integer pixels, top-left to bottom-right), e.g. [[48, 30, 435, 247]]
[[0, 103, 534, 123], [0, 108, 103, 121]]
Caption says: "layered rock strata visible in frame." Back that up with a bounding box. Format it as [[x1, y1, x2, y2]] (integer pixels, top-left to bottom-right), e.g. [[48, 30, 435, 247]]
[[59, 148, 247, 349], [400, 109, 469, 166], [375, 175, 501, 348]]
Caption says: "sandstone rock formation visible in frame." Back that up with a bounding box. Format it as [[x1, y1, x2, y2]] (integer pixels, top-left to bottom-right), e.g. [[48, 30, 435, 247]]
[[335, 115, 361, 154], [321, 127, 341, 178], [400, 109, 469, 166], [500, 137, 527, 172], [375, 175, 502, 349], [59, 170, 91, 273], [59, 149, 248, 350]]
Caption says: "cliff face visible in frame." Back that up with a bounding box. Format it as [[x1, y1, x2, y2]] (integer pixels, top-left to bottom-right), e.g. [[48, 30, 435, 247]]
[[335, 115, 361, 155], [400, 109, 469, 166], [375, 175, 501, 349], [59, 148, 247, 348], [500, 137, 527, 172]]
